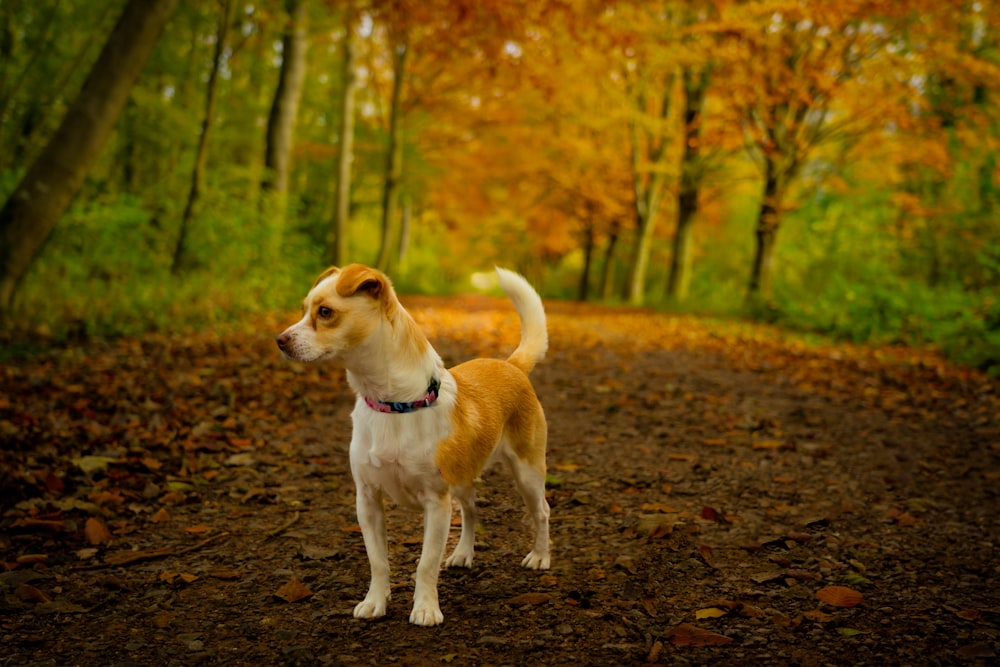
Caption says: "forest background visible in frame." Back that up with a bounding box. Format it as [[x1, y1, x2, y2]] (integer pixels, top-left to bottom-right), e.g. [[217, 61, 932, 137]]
[[1, 0, 998, 372]]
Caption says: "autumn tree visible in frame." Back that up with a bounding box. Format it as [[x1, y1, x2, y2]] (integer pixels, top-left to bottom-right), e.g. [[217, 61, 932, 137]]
[[719, 1, 908, 305], [330, 2, 358, 267], [0, 0, 178, 318]]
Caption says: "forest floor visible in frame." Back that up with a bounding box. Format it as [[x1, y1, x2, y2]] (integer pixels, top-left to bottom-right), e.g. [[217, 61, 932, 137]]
[[1, 295, 998, 666]]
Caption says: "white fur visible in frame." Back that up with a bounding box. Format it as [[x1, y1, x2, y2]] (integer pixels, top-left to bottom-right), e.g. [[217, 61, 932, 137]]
[[277, 265, 550, 626]]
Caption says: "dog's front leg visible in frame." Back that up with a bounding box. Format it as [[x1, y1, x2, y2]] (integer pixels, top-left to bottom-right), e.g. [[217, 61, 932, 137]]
[[409, 492, 451, 626], [354, 484, 391, 620]]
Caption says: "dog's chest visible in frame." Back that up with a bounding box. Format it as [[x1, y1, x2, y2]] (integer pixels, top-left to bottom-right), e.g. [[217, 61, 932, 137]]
[[350, 408, 450, 509]]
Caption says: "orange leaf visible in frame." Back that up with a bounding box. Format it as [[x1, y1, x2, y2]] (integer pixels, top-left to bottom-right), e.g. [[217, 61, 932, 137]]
[[816, 585, 864, 608], [151, 508, 171, 524], [274, 577, 314, 603], [666, 623, 733, 647], [15, 583, 52, 603], [184, 525, 210, 534], [803, 609, 835, 623], [84, 517, 112, 545]]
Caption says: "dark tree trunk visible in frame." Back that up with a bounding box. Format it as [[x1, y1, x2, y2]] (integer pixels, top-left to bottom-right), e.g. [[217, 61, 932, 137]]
[[375, 36, 407, 273], [262, 0, 308, 201], [0, 0, 179, 317], [600, 223, 620, 301], [330, 4, 357, 266], [747, 167, 782, 305], [172, 0, 234, 275], [578, 215, 595, 302]]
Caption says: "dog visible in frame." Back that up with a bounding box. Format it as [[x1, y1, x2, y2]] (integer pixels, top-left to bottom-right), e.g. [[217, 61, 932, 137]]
[[276, 264, 550, 626]]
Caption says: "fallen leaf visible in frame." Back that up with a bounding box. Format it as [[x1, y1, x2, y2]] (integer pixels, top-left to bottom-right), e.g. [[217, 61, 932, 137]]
[[955, 609, 982, 622], [184, 525, 211, 534], [816, 585, 864, 608], [15, 583, 52, 603], [956, 642, 996, 659], [700, 506, 719, 521], [695, 607, 728, 619], [72, 456, 118, 474], [507, 592, 551, 607], [274, 577, 313, 603], [752, 439, 784, 449], [803, 609, 834, 623], [151, 508, 171, 523], [84, 517, 113, 545], [665, 623, 733, 647], [837, 627, 867, 637]]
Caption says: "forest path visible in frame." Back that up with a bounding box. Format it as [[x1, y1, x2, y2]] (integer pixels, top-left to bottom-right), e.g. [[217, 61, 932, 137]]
[[1, 296, 997, 665]]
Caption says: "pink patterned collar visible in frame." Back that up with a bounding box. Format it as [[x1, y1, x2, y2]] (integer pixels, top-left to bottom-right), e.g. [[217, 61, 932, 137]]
[[363, 377, 441, 414]]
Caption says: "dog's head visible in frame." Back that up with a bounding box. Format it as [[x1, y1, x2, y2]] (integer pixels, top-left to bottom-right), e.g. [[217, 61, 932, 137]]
[[276, 264, 398, 363]]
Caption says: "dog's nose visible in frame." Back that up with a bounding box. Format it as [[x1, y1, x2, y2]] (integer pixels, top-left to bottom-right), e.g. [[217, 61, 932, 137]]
[[276, 333, 289, 351]]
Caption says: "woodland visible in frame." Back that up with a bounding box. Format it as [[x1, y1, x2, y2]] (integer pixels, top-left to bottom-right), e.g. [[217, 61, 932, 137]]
[[0, 0, 998, 369], [1, 2, 999, 665]]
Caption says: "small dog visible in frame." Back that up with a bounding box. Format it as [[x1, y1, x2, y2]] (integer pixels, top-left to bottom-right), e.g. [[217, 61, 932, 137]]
[[277, 264, 550, 626]]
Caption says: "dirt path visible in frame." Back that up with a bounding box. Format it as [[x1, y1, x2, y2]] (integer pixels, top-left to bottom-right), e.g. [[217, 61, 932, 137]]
[[1, 297, 998, 665]]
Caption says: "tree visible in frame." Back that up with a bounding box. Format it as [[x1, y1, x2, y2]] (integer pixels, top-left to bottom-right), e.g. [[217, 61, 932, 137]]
[[374, 17, 408, 273], [330, 3, 357, 266], [261, 0, 308, 238], [0, 0, 179, 318], [721, 1, 903, 305], [172, 0, 234, 274]]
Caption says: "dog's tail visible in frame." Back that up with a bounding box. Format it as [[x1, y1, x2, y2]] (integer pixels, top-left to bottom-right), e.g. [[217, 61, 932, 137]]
[[496, 267, 548, 375]]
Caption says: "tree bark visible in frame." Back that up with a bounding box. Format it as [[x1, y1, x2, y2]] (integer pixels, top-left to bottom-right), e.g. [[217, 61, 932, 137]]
[[172, 0, 234, 275], [747, 165, 782, 305], [666, 67, 708, 302], [261, 0, 308, 213], [578, 214, 595, 302], [600, 223, 620, 300], [667, 189, 697, 301], [330, 5, 357, 266], [0, 0, 178, 317], [375, 36, 408, 273]]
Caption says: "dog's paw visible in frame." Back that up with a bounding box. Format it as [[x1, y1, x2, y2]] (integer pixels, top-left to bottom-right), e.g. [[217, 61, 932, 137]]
[[521, 551, 550, 570], [444, 550, 474, 568], [353, 593, 389, 620], [409, 602, 444, 626]]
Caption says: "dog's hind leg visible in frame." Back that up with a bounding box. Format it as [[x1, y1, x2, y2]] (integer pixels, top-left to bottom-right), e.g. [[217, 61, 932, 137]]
[[444, 485, 477, 568], [353, 485, 391, 619], [503, 423, 551, 570], [410, 492, 451, 626]]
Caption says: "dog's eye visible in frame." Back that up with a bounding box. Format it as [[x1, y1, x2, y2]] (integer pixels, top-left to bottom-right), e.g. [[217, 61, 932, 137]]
[[318, 306, 333, 319]]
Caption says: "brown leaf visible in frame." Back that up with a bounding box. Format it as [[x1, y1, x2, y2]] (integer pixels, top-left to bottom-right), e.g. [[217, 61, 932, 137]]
[[151, 508, 171, 523], [15, 583, 52, 603], [803, 609, 835, 623], [665, 623, 733, 647], [955, 609, 982, 622], [816, 585, 864, 608], [84, 517, 112, 545], [507, 592, 551, 607], [274, 577, 313, 603]]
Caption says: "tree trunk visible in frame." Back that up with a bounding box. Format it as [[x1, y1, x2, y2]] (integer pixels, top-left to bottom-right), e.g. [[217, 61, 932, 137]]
[[397, 193, 412, 266], [261, 0, 308, 244], [375, 37, 407, 273], [747, 168, 782, 305], [578, 214, 595, 302], [667, 189, 696, 301], [600, 224, 620, 300], [0, 0, 178, 317], [330, 5, 357, 267], [172, 0, 234, 275], [666, 67, 707, 302]]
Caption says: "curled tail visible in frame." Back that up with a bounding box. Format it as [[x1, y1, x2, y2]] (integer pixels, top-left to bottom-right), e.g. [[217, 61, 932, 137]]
[[495, 267, 548, 375]]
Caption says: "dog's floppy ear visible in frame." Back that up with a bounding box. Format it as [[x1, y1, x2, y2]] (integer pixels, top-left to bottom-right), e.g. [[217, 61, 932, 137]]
[[312, 266, 340, 289], [336, 264, 389, 300]]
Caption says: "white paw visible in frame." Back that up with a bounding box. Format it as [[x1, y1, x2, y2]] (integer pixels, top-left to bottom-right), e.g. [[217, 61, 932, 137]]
[[521, 551, 550, 570], [444, 550, 474, 568], [353, 592, 389, 620], [409, 602, 444, 626]]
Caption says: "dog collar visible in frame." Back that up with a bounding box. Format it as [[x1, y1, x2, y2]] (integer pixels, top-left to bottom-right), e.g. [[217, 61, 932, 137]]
[[364, 378, 441, 414]]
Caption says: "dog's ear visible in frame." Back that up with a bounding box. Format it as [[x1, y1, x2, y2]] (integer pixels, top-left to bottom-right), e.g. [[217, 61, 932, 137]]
[[336, 264, 389, 300], [312, 266, 340, 289]]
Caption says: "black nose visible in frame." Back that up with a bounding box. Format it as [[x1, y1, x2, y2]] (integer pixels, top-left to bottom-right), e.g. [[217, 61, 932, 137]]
[[276, 333, 289, 351]]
